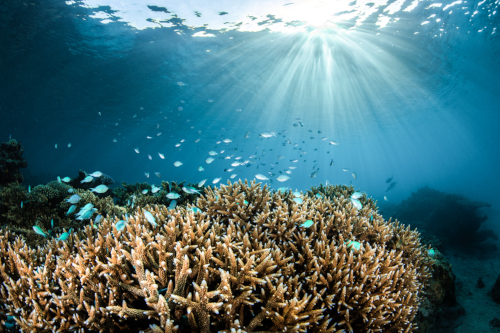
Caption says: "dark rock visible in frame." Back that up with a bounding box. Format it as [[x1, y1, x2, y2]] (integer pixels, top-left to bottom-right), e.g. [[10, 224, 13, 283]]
[[0, 139, 28, 185], [379, 186, 495, 248], [491, 317, 500, 328], [491, 274, 500, 304], [415, 249, 465, 332]]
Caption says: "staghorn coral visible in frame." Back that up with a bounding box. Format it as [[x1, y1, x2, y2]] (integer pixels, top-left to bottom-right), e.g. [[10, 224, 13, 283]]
[[0, 139, 28, 185], [0, 180, 433, 333]]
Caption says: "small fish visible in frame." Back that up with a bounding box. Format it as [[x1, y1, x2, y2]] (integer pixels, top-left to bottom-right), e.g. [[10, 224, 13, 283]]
[[67, 143, 71, 148], [352, 172, 357, 180], [155, 172, 162, 178], [231, 162, 240, 167], [20, 201, 23, 209], [142, 189, 149, 194], [61, 177, 71, 183], [94, 215, 103, 224], [68, 188, 74, 193], [321, 137, 328, 140], [386, 181, 398, 192], [198, 179, 207, 187], [65, 194, 81, 204], [182, 186, 201, 194], [144, 211, 157, 227], [342, 169, 349, 172], [148, 155, 153, 160], [255, 174, 269, 181], [260, 132, 276, 138], [330, 159, 334, 166], [89, 171, 102, 177], [277, 175, 290, 182], [236, 108, 242, 112], [189, 207, 202, 213], [177, 81, 187, 86], [329, 141, 338, 145], [178, 106, 184, 111], [351, 192, 362, 199], [147, 136, 153, 139], [113, 138, 118, 142], [33, 226, 48, 238], [90, 185, 108, 194], [28, 185, 31, 193], [134, 148, 140, 153], [230, 174, 237, 179], [51, 219, 54, 229], [81, 176, 93, 183], [315, 193, 324, 199], [151, 185, 160, 194], [206, 157, 215, 164], [350, 198, 362, 210], [166, 192, 181, 199], [56, 229, 73, 241], [55, 143, 58, 148], [173, 161, 183, 167], [212, 177, 221, 184], [299, 220, 314, 228], [198, 166, 205, 172], [310, 169, 319, 178], [290, 159, 299, 163], [169, 200, 177, 210], [115, 220, 127, 231], [158, 153, 165, 159], [386, 176, 393, 183], [293, 191, 301, 197], [207, 99, 214, 103], [345, 240, 361, 251], [57, 176, 62, 183], [66, 205, 77, 216], [223, 138, 232, 143], [384, 196, 388, 201], [208, 151, 218, 156], [244, 132, 251, 138], [157, 132, 162, 136], [293, 197, 303, 204]]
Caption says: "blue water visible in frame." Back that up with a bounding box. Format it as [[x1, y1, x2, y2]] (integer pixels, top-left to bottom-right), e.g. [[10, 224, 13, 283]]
[[1, 0, 499, 233]]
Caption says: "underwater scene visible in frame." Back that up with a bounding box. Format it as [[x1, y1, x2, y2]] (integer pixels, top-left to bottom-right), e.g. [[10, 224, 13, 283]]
[[1, 0, 499, 332]]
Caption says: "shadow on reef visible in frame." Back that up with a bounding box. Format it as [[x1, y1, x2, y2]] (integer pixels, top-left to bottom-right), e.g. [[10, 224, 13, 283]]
[[0, 182, 461, 333], [380, 186, 497, 252]]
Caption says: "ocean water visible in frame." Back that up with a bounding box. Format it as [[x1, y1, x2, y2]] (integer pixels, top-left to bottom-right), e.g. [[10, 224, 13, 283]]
[[1, 0, 499, 233]]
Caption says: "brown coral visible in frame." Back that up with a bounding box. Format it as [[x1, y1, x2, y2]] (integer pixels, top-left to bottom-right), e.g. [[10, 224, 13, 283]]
[[0, 181, 433, 333]]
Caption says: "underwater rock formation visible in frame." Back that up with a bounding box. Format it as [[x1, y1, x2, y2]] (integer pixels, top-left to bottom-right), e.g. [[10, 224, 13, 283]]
[[0, 181, 435, 332], [0, 139, 28, 185], [380, 186, 495, 247], [414, 249, 464, 332]]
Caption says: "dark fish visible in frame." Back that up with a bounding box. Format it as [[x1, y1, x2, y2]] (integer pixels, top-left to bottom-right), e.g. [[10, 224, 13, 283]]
[[386, 175, 393, 183], [330, 159, 334, 166], [385, 181, 397, 192]]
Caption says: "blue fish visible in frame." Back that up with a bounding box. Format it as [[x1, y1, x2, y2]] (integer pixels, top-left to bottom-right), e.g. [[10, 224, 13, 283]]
[[66, 205, 76, 216]]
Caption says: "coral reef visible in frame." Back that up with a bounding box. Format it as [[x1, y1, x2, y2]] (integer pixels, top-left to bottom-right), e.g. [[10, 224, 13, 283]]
[[0, 181, 434, 333], [0, 139, 28, 185], [113, 180, 201, 211], [380, 186, 495, 247], [67, 169, 115, 191]]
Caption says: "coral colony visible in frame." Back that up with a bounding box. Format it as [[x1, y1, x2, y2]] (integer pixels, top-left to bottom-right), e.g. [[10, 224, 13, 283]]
[[0, 138, 465, 332]]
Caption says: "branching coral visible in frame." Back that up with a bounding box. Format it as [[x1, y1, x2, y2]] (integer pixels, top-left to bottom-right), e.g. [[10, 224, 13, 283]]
[[0, 181, 433, 333]]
